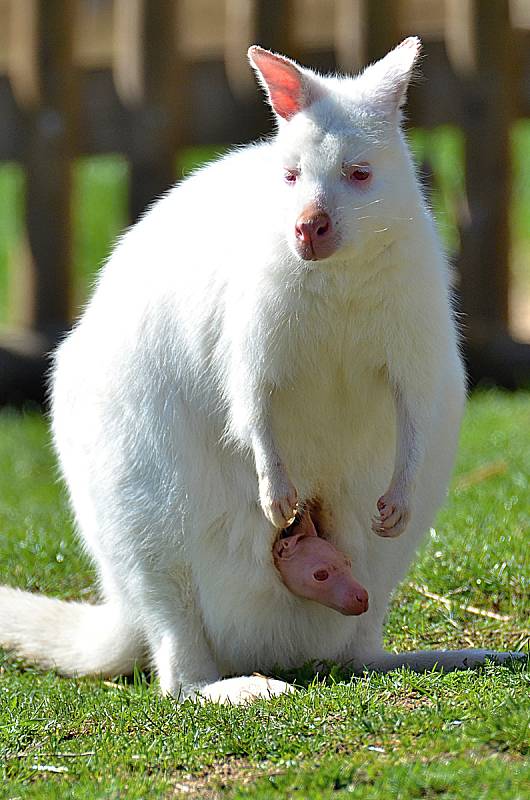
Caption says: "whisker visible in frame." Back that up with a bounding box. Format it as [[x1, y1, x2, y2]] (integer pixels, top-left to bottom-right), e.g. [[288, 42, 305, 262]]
[[355, 215, 415, 223], [352, 199, 383, 211], [334, 199, 383, 213]]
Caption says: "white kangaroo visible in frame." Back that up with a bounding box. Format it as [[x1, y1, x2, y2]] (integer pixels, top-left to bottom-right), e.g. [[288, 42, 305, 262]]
[[0, 39, 523, 704]]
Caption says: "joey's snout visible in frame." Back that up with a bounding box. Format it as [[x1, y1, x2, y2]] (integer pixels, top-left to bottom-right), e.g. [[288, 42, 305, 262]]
[[273, 526, 369, 616], [294, 206, 337, 261]]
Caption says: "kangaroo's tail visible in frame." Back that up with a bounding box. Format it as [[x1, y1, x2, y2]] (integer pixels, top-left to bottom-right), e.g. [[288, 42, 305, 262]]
[[0, 586, 144, 677]]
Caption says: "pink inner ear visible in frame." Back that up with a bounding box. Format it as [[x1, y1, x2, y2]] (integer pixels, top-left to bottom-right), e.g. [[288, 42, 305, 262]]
[[250, 48, 307, 120], [266, 78, 302, 120]]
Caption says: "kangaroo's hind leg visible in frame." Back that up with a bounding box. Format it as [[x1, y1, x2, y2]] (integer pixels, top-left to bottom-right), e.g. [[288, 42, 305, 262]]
[[99, 558, 220, 697]]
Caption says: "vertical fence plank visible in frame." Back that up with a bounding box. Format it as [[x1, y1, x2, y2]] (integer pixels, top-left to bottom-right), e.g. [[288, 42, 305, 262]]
[[335, 0, 399, 72], [446, 0, 530, 384], [334, 0, 363, 72], [0, 0, 77, 404], [448, 0, 514, 339], [224, 0, 256, 97], [254, 0, 294, 53], [119, 0, 182, 222], [21, 0, 77, 335], [360, 0, 400, 61]]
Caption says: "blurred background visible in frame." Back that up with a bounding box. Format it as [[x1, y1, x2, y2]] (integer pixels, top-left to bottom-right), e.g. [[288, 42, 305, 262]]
[[0, 0, 530, 405]]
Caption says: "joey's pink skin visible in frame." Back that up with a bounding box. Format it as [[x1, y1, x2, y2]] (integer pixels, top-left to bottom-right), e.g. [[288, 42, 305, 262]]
[[273, 513, 369, 616]]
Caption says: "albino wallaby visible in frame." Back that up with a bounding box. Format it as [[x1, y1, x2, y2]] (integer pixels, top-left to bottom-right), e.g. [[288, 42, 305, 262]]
[[0, 39, 522, 704]]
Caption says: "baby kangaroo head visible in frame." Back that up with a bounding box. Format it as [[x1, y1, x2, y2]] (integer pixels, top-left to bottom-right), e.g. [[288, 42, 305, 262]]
[[248, 39, 422, 266]]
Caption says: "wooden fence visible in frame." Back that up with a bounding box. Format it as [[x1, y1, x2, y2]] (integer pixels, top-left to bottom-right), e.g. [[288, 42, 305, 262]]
[[1, 0, 530, 403]]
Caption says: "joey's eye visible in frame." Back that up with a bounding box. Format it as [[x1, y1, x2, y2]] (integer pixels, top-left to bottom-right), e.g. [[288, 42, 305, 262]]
[[284, 169, 299, 185], [347, 164, 371, 184]]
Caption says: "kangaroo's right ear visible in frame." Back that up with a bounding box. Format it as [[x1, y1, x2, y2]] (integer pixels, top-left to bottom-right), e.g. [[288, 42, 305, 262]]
[[357, 37, 422, 119], [248, 46, 321, 121]]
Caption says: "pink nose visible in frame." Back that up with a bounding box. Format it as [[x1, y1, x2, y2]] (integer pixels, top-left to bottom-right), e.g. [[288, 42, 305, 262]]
[[295, 212, 332, 245], [294, 209, 334, 260]]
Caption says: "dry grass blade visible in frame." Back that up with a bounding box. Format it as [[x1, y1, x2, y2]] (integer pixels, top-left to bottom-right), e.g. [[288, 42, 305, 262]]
[[32, 765, 69, 773], [412, 584, 512, 621], [455, 460, 508, 490]]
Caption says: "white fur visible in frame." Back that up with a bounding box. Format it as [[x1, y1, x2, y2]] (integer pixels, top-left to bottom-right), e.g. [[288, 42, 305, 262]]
[[1, 41, 521, 704]]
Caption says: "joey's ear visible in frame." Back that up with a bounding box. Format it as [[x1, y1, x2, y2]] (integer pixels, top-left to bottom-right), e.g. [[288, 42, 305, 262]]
[[358, 37, 421, 118], [248, 46, 320, 121]]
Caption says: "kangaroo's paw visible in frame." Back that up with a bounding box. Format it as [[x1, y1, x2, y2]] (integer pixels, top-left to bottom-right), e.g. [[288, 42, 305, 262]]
[[259, 470, 298, 529], [372, 489, 410, 538], [195, 674, 295, 705]]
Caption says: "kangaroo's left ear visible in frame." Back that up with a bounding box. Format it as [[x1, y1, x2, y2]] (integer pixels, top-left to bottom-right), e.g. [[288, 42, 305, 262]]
[[358, 37, 422, 119], [248, 46, 322, 121]]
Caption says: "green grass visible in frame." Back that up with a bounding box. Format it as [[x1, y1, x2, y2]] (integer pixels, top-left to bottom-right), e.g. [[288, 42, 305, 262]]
[[0, 391, 529, 798]]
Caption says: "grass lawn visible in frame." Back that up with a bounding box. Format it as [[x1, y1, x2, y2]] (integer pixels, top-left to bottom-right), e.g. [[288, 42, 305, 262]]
[[0, 391, 529, 799]]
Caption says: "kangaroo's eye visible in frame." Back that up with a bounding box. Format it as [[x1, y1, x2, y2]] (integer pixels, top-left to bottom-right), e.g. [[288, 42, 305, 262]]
[[347, 164, 371, 183], [284, 169, 299, 185]]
